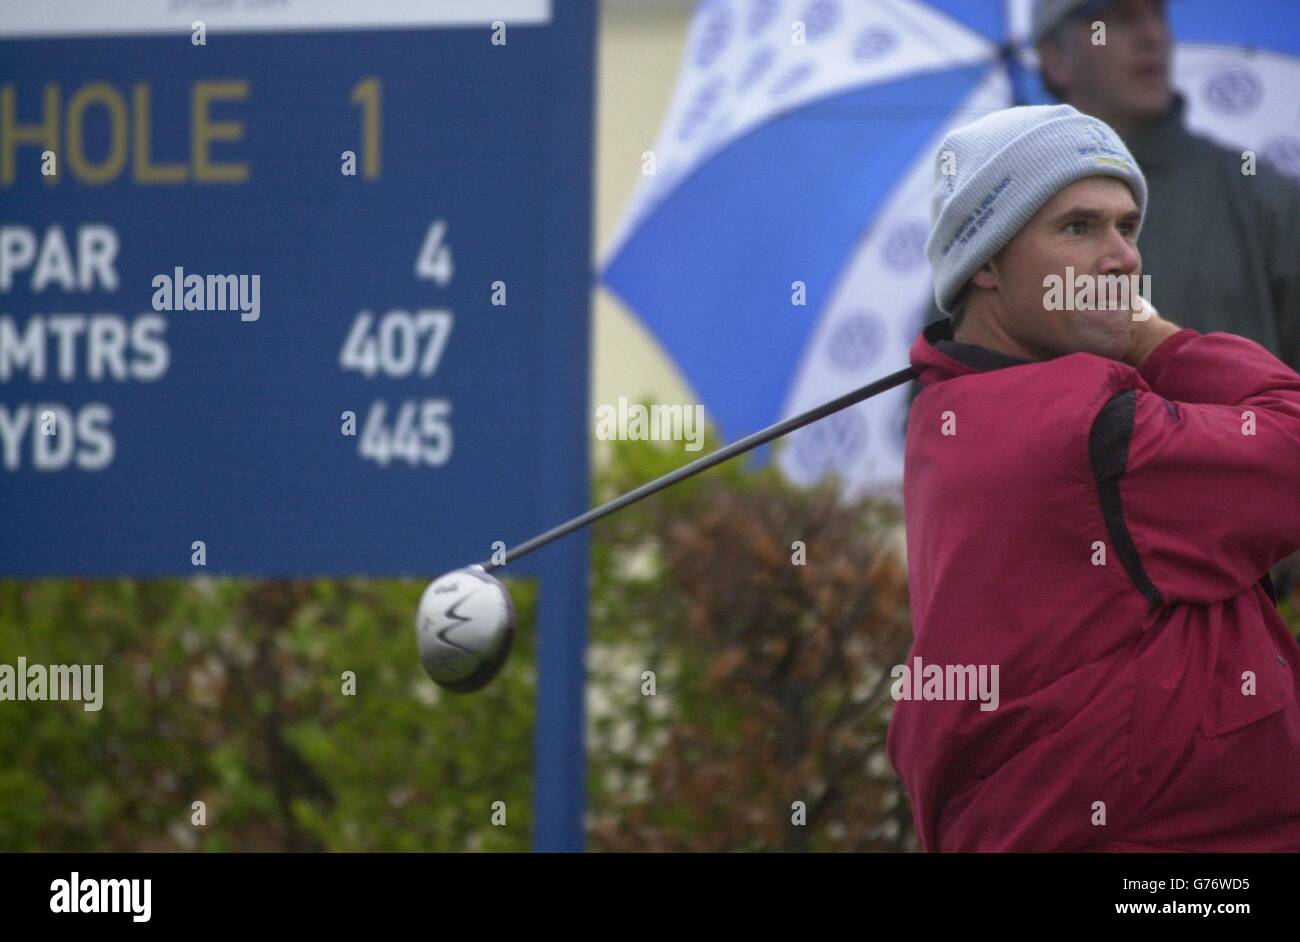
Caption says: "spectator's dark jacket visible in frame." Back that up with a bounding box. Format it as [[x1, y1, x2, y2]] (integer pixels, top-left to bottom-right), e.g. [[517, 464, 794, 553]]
[[1122, 94, 1300, 372]]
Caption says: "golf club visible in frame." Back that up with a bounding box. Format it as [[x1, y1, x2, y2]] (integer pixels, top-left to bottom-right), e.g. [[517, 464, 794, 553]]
[[417, 364, 919, 691]]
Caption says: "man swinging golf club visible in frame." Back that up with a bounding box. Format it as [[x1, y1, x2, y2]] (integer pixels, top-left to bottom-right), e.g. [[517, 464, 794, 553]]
[[886, 104, 1300, 852]]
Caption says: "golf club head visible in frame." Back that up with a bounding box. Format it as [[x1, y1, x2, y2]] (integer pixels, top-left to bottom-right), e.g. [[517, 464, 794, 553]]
[[416, 565, 515, 693]]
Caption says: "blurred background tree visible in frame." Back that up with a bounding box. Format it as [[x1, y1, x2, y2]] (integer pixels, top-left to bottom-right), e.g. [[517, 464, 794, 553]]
[[586, 428, 916, 851]]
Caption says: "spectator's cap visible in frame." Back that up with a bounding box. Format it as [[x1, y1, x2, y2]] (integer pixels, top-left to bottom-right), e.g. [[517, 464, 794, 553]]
[[1031, 0, 1118, 44], [926, 104, 1148, 315]]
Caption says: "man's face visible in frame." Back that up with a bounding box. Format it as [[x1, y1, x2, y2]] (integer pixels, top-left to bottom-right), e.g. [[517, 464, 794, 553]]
[[972, 176, 1143, 361], [1039, 0, 1173, 126]]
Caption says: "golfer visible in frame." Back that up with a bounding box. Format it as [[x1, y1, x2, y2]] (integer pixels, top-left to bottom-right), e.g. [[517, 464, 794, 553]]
[[886, 104, 1300, 852]]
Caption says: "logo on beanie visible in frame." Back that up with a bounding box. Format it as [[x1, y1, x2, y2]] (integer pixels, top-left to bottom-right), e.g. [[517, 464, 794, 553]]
[[1091, 155, 1133, 172], [1076, 121, 1127, 161], [938, 176, 1011, 257]]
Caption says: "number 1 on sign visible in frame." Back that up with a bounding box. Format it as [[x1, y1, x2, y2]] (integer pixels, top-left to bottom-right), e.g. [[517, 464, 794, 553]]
[[350, 78, 381, 179]]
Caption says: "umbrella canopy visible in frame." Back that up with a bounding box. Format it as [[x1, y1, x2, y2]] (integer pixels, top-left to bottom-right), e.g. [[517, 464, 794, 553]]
[[600, 0, 1300, 500]]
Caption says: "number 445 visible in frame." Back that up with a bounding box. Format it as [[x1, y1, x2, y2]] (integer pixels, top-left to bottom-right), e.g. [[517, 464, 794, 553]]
[[359, 399, 451, 467]]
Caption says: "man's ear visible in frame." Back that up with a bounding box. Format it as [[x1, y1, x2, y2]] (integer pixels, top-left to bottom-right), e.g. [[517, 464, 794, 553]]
[[969, 258, 998, 291]]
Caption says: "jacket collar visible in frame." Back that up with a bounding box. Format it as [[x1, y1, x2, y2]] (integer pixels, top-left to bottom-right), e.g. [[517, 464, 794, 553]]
[[911, 316, 1035, 386]]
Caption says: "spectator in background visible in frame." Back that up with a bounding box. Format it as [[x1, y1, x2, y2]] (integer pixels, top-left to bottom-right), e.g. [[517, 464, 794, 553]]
[[1033, 0, 1300, 372]]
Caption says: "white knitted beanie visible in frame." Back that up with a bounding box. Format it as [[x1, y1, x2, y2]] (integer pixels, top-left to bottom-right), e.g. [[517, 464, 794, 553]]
[[926, 104, 1148, 314]]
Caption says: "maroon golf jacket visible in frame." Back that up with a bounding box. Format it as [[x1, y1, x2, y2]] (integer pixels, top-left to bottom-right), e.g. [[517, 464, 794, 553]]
[[887, 316, 1300, 852]]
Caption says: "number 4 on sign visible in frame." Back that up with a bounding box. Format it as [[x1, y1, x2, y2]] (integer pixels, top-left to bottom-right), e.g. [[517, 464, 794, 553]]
[[416, 221, 453, 287]]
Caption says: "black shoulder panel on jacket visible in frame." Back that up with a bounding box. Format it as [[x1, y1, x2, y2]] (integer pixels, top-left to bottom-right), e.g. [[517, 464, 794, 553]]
[[1089, 389, 1164, 609]]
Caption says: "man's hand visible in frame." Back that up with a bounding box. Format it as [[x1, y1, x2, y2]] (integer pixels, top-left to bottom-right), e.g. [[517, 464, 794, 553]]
[[1121, 297, 1182, 369]]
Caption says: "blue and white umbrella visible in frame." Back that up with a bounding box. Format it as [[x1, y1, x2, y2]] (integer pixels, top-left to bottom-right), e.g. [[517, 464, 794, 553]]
[[599, 0, 1300, 500]]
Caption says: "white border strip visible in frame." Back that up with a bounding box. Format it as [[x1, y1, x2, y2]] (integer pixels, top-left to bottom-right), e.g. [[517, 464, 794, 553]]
[[0, 0, 551, 38]]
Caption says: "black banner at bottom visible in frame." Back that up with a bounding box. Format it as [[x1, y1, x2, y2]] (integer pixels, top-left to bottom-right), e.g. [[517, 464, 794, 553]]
[[0, 851, 1288, 928]]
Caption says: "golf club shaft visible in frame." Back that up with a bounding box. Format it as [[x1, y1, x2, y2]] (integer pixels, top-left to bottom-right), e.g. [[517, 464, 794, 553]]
[[478, 365, 918, 573]]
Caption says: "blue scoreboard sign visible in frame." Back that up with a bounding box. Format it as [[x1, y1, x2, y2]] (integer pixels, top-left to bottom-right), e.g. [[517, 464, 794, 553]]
[[0, 0, 592, 581], [1, 0, 594, 852]]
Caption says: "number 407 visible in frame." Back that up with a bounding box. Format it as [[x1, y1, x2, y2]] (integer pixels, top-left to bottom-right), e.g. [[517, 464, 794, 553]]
[[340, 309, 452, 378]]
